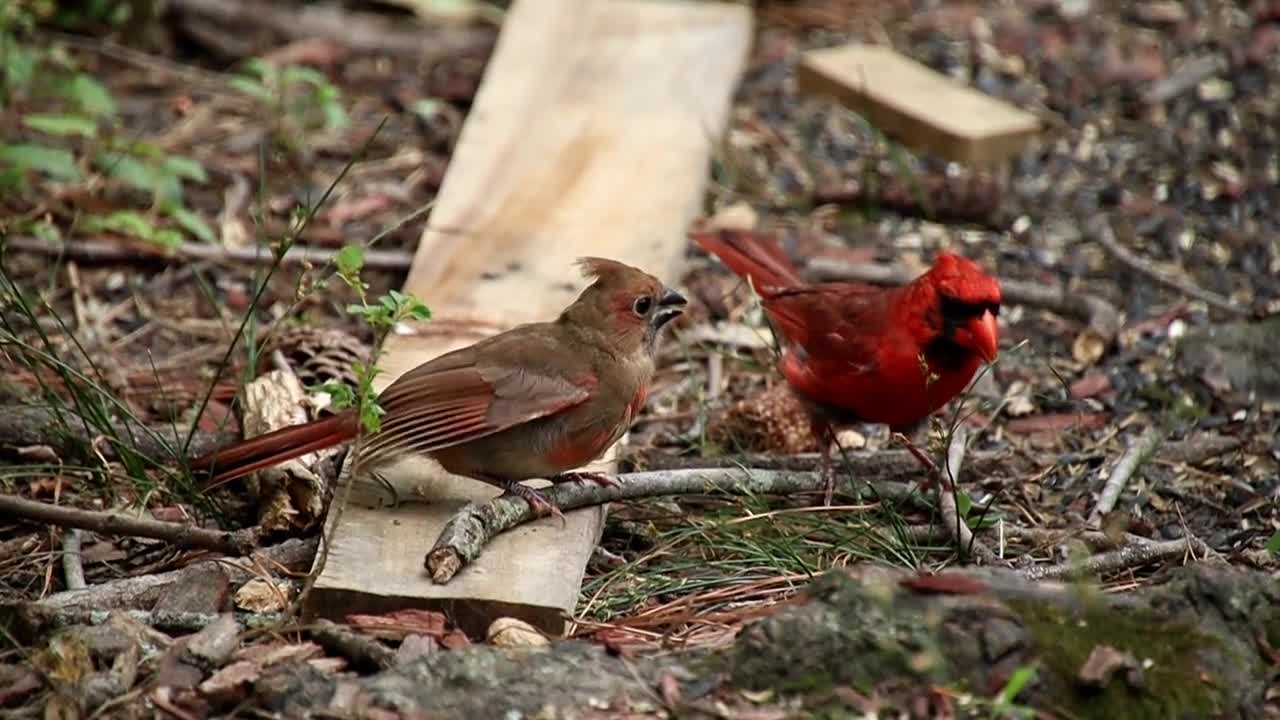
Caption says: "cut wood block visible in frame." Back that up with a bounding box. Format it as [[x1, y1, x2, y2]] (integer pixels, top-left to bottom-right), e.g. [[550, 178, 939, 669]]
[[796, 44, 1040, 166], [304, 0, 752, 638]]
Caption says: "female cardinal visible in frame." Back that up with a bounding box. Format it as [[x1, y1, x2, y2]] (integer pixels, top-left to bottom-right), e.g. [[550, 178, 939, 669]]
[[193, 257, 687, 518], [692, 229, 1001, 504]]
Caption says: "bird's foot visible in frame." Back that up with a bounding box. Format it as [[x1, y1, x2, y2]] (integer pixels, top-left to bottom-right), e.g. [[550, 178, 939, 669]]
[[501, 482, 565, 525], [550, 470, 619, 488]]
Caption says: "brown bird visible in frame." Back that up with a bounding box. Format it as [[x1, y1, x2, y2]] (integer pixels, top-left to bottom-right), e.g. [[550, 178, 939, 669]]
[[192, 258, 687, 517], [693, 229, 1001, 504]]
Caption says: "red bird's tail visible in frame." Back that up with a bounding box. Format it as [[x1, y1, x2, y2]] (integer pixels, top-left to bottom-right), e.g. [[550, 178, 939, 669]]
[[691, 229, 806, 295], [192, 411, 358, 489]]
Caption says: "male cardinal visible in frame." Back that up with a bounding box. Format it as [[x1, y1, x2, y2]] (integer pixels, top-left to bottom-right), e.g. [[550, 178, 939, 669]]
[[192, 257, 687, 518], [692, 229, 1001, 504]]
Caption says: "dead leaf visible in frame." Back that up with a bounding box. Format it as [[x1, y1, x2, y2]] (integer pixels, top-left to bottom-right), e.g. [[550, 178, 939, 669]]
[[899, 573, 990, 595], [1070, 370, 1113, 399], [17, 445, 59, 463], [233, 642, 323, 668], [1006, 412, 1109, 434], [1077, 644, 1142, 689], [1072, 329, 1108, 366], [440, 630, 470, 650], [234, 578, 292, 613], [486, 618, 548, 648], [198, 660, 259, 704]]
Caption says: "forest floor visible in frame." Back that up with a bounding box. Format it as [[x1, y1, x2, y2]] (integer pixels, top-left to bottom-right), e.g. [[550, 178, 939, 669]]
[[1, 0, 1277, 717]]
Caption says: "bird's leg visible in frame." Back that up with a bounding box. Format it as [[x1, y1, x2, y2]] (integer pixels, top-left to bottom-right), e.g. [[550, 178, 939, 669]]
[[891, 430, 952, 493], [548, 470, 620, 488], [811, 417, 836, 506]]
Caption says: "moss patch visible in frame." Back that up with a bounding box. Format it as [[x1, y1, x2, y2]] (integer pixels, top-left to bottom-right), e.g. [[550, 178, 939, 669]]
[[1008, 595, 1235, 720]]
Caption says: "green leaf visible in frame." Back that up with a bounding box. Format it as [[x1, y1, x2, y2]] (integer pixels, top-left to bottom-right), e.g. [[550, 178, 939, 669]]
[[161, 155, 208, 183], [81, 210, 155, 241], [0, 144, 81, 181], [23, 113, 97, 138], [335, 244, 365, 278], [150, 228, 183, 249], [167, 205, 215, 244], [27, 219, 62, 243], [280, 65, 328, 87], [316, 382, 356, 410], [1267, 529, 1280, 556], [955, 492, 973, 519], [229, 76, 273, 102], [993, 662, 1037, 717], [95, 151, 156, 191], [67, 74, 116, 117]]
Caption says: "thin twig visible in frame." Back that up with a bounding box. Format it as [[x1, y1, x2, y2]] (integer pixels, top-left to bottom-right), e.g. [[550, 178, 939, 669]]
[[4, 235, 415, 272], [1090, 426, 1165, 524], [426, 468, 918, 583], [1021, 536, 1207, 582], [1141, 53, 1227, 105], [806, 257, 1123, 345], [938, 427, 999, 564], [1091, 216, 1248, 316], [623, 446, 1014, 478], [61, 528, 86, 591], [0, 495, 261, 555], [312, 619, 396, 671]]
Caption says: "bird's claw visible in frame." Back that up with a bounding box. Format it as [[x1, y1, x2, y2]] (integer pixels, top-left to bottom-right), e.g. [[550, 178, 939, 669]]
[[551, 470, 619, 488], [501, 483, 566, 527]]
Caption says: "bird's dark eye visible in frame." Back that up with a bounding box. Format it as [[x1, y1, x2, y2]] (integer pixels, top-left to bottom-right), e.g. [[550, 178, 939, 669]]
[[633, 296, 653, 316]]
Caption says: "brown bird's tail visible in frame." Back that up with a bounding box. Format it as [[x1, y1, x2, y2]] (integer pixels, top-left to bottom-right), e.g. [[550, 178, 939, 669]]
[[691, 229, 806, 295], [192, 411, 358, 489]]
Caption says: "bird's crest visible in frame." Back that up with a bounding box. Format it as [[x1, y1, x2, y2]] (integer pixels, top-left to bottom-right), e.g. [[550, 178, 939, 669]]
[[928, 252, 1001, 306]]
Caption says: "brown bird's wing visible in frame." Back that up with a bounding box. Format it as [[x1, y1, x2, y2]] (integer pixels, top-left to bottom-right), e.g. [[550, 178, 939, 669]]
[[359, 327, 593, 465], [761, 282, 897, 373]]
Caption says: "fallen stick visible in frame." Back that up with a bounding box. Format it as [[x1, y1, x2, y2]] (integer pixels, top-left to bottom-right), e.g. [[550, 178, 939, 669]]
[[425, 469, 920, 584], [806, 256, 1123, 346], [1020, 536, 1207, 582], [15, 606, 287, 633], [62, 528, 86, 591], [1091, 216, 1248, 317], [312, 619, 396, 671], [4, 235, 415, 272], [623, 446, 1014, 477], [16, 538, 317, 626], [0, 495, 261, 556], [938, 427, 999, 564], [0, 405, 233, 465], [167, 0, 495, 61], [1089, 426, 1164, 524]]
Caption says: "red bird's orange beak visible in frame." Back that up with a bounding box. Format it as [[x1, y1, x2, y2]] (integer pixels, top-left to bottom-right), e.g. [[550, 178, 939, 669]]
[[967, 309, 999, 363]]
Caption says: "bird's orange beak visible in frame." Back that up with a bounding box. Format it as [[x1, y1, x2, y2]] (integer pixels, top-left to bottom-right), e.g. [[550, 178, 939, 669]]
[[958, 309, 999, 363]]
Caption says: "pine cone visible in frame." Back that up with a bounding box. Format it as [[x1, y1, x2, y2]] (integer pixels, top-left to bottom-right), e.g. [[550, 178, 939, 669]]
[[259, 327, 369, 390], [708, 383, 818, 454]]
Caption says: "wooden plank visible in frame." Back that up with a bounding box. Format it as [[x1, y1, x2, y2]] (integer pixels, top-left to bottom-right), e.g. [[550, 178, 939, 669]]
[[796, 44, 1040, 167], [304, 0, 752, 638]]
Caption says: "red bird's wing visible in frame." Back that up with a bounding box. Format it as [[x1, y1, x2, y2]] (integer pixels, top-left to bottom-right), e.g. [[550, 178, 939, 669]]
[[360, 329, 593, 464], [761, 282, 895, 366]]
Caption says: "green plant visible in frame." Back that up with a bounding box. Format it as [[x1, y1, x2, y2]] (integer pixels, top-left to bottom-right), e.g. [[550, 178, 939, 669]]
[[0, 12, 215, 246], [230, 59, 349, 155]]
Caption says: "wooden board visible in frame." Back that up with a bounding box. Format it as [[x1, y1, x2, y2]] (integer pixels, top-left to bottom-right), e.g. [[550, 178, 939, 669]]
[[304, 0, 752, 638], [796, 44, 1040, 167]]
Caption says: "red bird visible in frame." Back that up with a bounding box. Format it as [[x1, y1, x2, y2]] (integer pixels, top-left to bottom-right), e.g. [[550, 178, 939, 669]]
[[693, 229, 1002, 504], [192, 258, 687, 518]]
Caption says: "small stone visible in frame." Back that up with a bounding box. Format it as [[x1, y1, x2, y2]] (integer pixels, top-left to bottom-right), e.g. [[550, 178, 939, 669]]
[[395, 634, 439, 665]]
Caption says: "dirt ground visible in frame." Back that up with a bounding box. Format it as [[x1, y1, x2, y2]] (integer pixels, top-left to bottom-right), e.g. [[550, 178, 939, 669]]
[[1, 0, 1277, 717]]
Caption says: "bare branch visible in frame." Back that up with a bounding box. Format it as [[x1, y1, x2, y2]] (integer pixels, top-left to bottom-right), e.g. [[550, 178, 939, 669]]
[[0, 494, 261, 556]]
